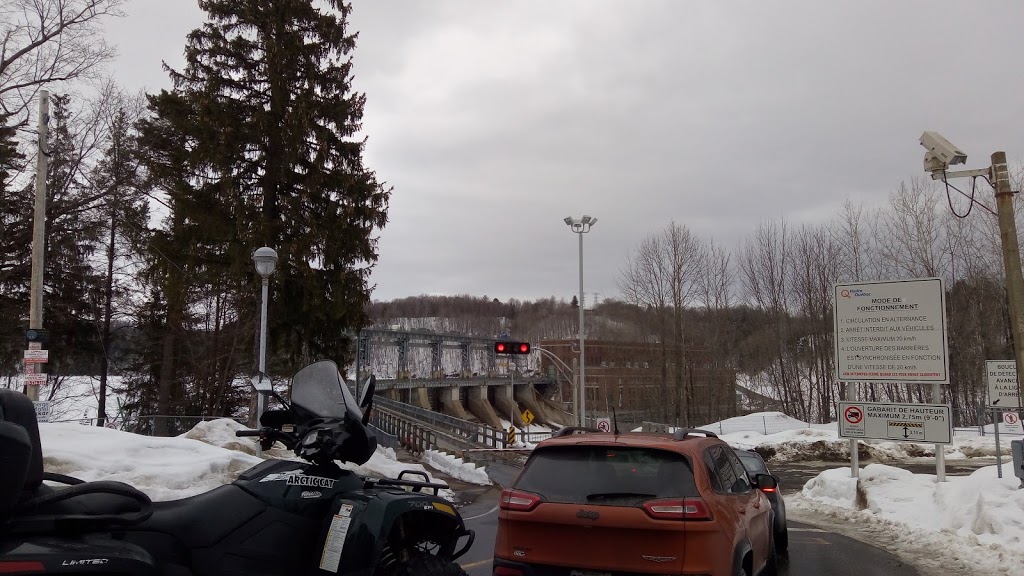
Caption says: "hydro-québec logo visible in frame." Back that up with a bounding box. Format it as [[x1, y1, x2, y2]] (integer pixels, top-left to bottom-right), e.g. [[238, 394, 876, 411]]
[[839, 288, 871, 299]]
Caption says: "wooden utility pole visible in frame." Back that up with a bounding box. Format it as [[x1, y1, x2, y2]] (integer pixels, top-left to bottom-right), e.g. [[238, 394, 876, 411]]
[[26, 90, 49, 402], [991, 151, 1024, 403]]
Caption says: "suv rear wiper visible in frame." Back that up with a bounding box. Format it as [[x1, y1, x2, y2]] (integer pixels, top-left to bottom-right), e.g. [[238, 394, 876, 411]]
[[585, 492, 655, 501]]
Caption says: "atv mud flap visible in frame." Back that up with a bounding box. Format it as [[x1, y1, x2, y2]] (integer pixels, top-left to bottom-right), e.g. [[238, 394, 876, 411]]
[[0, 533, 157, 575]]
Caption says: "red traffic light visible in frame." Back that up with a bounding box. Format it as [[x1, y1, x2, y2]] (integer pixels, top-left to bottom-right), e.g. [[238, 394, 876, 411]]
[[495, 341, 531, 355]]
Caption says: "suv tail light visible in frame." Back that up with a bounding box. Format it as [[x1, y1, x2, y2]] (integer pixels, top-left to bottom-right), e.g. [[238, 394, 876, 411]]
[[642, 498, 712, 521], [499, 489, 542, 512], [0, 562, 45, 573]]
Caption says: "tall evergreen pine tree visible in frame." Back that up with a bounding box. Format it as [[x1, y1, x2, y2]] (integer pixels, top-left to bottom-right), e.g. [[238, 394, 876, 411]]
[[137, 0, 390, 421]]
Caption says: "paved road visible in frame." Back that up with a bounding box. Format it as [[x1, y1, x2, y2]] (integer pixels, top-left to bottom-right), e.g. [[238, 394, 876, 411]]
[[453, 460, 925, 576]]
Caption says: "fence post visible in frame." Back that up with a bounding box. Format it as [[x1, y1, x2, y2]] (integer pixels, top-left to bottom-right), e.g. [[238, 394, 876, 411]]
[[763, 416, 768, 435]]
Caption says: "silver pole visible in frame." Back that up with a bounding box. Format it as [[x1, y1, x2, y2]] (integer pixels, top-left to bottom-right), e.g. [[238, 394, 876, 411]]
[[995, 407, 1003, 479], [256, 277, 269, 457], [579, 231, 585, 427], [933, 382, 945, 482], [850, 382, 859, 479]]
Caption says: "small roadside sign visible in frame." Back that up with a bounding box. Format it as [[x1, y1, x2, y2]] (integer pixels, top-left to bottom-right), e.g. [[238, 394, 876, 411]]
[[507, 426, 517, 445], [1004, 411, 1024, 434], [521, 409, 535, 426], [24, 349, 48, 363], [987, 360, 1021, 408], [33, 401, 51, 423], [839, 401, 952, 444], [596, 418, 612, 433], [23, 373, 46, 386]]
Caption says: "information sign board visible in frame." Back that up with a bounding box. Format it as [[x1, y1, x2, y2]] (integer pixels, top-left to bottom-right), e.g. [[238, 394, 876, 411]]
[[838, 401, 952, 444], [834, 278, 948, 383]]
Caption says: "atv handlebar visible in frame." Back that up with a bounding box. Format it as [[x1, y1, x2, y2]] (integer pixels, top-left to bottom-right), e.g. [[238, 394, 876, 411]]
[[235, 427, 300, 450]]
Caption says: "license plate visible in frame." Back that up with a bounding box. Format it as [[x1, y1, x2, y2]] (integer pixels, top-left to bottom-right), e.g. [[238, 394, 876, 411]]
[[571, 571, 611, 576]]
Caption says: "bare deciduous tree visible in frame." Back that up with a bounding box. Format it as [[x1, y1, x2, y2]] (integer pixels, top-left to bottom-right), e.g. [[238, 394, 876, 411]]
[[0, 0, 123, 125]]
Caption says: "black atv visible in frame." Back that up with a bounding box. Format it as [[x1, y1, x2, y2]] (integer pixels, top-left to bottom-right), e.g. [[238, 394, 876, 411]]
[[0, 360, 475, 576]]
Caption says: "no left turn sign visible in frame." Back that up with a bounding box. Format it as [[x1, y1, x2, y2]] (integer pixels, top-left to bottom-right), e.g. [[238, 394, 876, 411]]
[[844, 405, 864, 425]]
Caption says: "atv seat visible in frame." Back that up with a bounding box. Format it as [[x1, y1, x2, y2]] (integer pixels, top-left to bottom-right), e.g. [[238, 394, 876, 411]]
[[0, 388, 152, 533]]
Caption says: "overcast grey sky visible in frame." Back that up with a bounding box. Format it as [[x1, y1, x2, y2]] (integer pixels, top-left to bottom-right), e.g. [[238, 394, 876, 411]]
[[104, 0, 1024, 303]]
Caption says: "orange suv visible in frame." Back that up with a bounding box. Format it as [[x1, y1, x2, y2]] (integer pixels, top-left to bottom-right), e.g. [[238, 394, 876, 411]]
[[493, 427, 777, 576]]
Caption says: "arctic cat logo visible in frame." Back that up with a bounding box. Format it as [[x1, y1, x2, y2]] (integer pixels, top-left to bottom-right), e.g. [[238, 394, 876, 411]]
[[288, 475, 335, 488], [62, 559, 109, 566], [260, 470, 335, 489], [260, 470, 303, 483]]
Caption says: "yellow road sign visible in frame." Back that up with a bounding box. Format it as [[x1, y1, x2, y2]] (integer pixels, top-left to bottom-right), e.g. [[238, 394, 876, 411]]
[[522, 409, 535, 425], [507, 426, 517, 445]]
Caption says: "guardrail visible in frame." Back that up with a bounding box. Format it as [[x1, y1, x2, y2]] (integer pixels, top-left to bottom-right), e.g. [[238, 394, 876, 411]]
[[374, 396, 507, 447], [356, 376, 556, 390]]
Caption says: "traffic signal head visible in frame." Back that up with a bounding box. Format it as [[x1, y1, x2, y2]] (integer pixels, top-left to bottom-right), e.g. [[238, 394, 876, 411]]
[[495, 341, 531, 354]]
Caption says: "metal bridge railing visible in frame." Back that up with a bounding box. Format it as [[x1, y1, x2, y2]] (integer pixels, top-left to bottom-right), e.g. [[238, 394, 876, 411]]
[[373, 396, 507, 451]]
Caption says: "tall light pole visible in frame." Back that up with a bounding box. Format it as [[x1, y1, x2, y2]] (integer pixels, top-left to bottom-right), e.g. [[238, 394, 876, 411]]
[[252, 247, 278, 457], [564, 215, 597, 427]]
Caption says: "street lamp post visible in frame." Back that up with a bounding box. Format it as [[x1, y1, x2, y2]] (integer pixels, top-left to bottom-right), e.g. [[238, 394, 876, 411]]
[[252, 247, 278, 457], [564, 215, 597, 427]]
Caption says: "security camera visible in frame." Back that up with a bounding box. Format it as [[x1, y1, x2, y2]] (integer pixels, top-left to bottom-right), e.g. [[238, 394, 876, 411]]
[[920, 131, 967, 173]]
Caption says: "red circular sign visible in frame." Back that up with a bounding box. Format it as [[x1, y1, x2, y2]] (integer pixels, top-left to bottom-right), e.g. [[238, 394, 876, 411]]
[[1006, 412, 1019, 425], [844, 406, 863, 424]]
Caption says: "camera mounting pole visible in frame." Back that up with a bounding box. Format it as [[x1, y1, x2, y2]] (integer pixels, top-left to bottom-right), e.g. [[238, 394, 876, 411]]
[[989, 152, 1024, 406], [920, 132, 1024, 406], [925, 143, 1024, 406]]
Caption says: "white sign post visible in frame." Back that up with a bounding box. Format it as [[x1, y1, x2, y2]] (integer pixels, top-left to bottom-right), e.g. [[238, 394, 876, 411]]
[[987, 360, 1021, 408], [834, 278, 949, 383], [835, 277, 950, 481], [839, 401, 952, 443]]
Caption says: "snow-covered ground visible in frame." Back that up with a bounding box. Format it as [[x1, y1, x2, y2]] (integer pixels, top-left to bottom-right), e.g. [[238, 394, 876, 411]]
[[642, 411, 1013, 462], [423, 450, 491, 485], [4, 375, 128, 424], [37, 418, 494, 506], [792, 464, 1024, 574]]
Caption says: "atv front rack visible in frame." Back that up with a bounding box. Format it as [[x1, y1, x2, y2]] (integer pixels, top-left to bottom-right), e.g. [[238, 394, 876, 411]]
[[364, 470, 449, 496]]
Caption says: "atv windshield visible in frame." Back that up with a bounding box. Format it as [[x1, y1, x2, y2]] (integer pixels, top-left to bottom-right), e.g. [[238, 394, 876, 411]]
[[289, 360, 359, 420]]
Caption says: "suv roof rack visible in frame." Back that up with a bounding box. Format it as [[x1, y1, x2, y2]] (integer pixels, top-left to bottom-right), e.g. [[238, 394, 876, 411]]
[[672, 428, 719, 440], [552, 426, 603, 438]]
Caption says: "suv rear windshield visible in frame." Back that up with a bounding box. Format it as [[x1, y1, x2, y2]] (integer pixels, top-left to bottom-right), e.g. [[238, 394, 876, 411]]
[[514, 445, 699, 505]]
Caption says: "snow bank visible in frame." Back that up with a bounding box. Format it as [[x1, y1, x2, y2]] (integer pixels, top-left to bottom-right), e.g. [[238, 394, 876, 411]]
[[337, 447, 457, 502], [793, 463, 1024, 573], [700, 411, 826, 435], [41, 420, 458, 503], [424, 450, 492, 485], [183, 418, 458, 501], [627, 411, 1008, 462], [722, 426, 1006, 462], [39, 422, 262, 501]]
